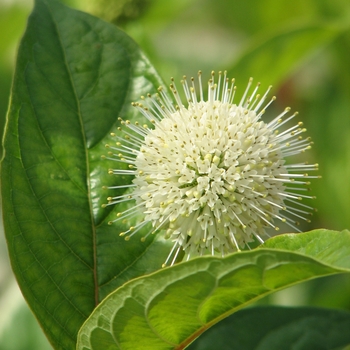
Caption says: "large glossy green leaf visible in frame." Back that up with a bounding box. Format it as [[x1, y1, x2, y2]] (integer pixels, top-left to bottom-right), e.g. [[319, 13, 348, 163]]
[[188, 306, 350, 350], [77, 229, 350, 350], [1, 0, 171, 349]]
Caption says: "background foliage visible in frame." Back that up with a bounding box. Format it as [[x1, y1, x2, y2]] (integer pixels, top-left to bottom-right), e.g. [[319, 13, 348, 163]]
[[0, 0, 350, 348]]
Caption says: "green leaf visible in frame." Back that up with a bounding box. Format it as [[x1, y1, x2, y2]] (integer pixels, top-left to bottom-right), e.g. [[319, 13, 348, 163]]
[[77, 229, 350, 350], [227, 23, 340, 92], [187, 306, 350, 350], [1, 0, 170, 349]]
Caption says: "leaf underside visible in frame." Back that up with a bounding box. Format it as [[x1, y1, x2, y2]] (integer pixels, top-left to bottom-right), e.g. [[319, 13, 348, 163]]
[[77, 230, 350, 350]]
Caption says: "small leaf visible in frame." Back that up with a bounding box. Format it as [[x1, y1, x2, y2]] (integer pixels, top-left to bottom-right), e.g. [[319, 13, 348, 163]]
[[77, 229, 350, 350], [188, 306, 350, 350], [1, 0, 170, 349]]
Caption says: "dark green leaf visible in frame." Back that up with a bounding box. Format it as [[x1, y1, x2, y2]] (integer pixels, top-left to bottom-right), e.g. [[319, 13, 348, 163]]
[[188, 306, 350, 350], [77, 229, 350, 350], [1, 0, 170, 349]]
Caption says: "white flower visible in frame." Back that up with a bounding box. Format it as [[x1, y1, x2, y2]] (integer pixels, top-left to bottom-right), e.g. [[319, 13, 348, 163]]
[[103, 71, 318, 267]]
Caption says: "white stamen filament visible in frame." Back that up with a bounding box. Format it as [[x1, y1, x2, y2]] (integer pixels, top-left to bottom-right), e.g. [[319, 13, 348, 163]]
[[102, 71, 318, 266]]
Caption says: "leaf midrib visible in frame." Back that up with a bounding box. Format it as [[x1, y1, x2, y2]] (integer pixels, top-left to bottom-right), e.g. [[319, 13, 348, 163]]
[[45, 0, 99, 306]]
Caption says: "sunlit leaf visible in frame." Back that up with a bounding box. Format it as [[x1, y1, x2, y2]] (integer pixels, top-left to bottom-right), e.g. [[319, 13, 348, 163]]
[[77, 229, 350, 350]]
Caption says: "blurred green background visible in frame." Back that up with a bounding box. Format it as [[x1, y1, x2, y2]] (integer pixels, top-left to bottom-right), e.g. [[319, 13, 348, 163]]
[[0, 0, 350, 348]]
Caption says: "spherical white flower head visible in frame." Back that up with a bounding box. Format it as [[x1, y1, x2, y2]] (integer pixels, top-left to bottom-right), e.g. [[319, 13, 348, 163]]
[[104, 71, 318, 266]]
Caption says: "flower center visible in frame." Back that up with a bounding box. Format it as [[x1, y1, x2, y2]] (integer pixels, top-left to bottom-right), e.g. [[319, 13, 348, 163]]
[[133, 100, 286, 260]]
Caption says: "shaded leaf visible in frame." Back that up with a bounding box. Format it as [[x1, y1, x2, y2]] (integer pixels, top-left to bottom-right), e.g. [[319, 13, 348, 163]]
[[188, 306, 350, 350], [77, 229, 350, 350]]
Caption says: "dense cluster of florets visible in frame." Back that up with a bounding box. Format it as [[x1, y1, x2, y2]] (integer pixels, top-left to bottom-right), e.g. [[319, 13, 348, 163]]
[[103, 71, 318, 266]]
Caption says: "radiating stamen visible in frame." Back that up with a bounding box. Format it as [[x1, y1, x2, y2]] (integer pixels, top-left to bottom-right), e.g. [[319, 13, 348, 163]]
[[104, 71, 318, 267]]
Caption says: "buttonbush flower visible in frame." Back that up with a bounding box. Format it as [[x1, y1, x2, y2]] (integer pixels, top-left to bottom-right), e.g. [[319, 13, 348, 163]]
[[103, 71, 318, 266]]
